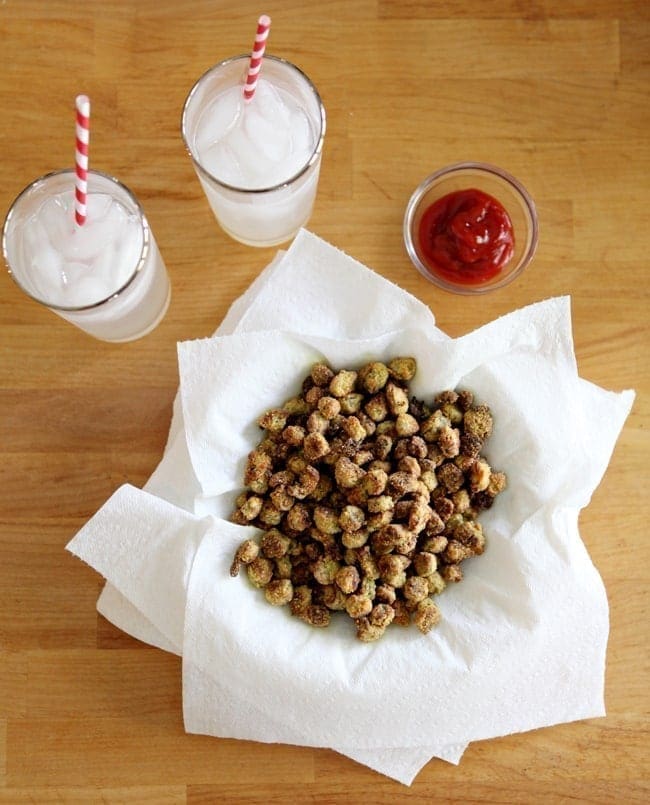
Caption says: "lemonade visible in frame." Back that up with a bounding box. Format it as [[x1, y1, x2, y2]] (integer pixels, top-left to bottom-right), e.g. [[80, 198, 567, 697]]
[[182, 55, 325, 247], [195, 80, 316, 189], [3, 170, 170, 342]]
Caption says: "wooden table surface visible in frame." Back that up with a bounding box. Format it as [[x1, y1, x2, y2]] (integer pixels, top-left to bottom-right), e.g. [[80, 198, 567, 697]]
[[1, 1, 648, 802]]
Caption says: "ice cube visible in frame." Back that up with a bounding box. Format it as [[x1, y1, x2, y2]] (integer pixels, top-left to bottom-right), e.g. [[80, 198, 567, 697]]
[[33, 259, 92, 307], [289, 108, 315, 155], [38, 193, 75, 247], [85, 204, 137, 277], [86, 192, 113, 222], [254, 80, 291, 128], [111, 220, 144, 286], [226, 125, 272, 187], [203, 140, 247, 186], [62, 219, 109, 262], [26, 244, 65, 301], [66, 270, 113, 307], [59, 197, 129, 263], [60, 260, 90, 290], [22, 212, 51, 261], [244, 104, 291, 164], [195, 89, 242, 151], [32, 243, 64, 277], [195, 78, 314, 188]]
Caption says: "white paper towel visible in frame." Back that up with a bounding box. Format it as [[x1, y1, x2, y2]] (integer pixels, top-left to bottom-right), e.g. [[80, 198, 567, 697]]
[[67, 230, 634, 784], [175, 297, 632, 750]]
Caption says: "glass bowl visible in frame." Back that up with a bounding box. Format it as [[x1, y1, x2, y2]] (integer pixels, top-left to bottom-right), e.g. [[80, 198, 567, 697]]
[[403, 162, 539, 294]]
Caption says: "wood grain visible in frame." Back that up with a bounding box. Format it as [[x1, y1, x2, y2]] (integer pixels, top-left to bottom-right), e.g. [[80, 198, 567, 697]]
[[1, 1, 648, 801]]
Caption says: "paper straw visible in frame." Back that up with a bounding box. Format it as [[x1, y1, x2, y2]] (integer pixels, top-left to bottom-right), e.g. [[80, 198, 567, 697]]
[[243, 15, 271, 102], [74, 94, 90, 226]]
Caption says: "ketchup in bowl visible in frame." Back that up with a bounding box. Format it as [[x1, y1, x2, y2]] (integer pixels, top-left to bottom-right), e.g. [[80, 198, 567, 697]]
[[404, 163, 538, 294], [417, 188, 515, 286]]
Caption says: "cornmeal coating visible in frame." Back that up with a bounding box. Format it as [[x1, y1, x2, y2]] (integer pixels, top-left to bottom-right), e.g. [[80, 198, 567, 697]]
[[230, 358, 506, 641], [318, 396, 341, 419], [385, 382, 410, 416], [469, 458, 491, 493], [306, 410, 329, 434], [463, 405, 493, 440], [339, 505, 365, 532], [427, 572, 446, 596], [414, 599, 441, 634], [329, 370, 358, 398], [367, 494, 394, 514], [355, 617, 386, 642], [303, 604, 331, 627], [244, 449, 273, 493], [230, 539, 260, 577], [378, 554, 408, 588], [335, 565, 360, 594], [265, 579, 294, 606], [350, 550, 376, 584], [258, 409, 288, 432], [275, 556, 293, 579], [362, 468, 388, 496], [303, 432, 330, 462], [370, 603, 396, 629], [311, 362, 335, 387], [304, 386, 325, 406], [488, 471, 507, 496], [388, 357, 417, 381], [420, 410, 450, 442], [364, 393, 389, 423], [443, 540, 473, 564], [442, 564, 463, 583], [313, 505, 342, 534], [285, 502, 311, 532], [312, 556, 341, 585], [270, 486, 294, 512], [343, 415, 366, 443], [335, 456, 365, 489], [375, 583, 397, 604], [358, 362, 390, 394], [437, 463, 465, 494], [395, 413, 419, 437], [341, 529, 370, 549], [237, 495, 263, 521], [408, 498, 433, 533], [339, 392, 364, 414], [413, 551, 437, 577], [388, 471, 419, 496], [437, 426, 461, 458], [392, 599, 411, 626], [345, 594, 373, 618], [260, 529, 290, 559], [246, 557, 274, 588], [403, 576, 429, 604]]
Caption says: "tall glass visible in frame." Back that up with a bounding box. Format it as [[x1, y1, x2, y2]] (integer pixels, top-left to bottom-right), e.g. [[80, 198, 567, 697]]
[[181, 55, 326, 247], [3, 169, 171, 342]]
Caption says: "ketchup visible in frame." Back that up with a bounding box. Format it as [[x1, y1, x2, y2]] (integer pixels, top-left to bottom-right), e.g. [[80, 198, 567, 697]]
[[417, 188, 514, 285]]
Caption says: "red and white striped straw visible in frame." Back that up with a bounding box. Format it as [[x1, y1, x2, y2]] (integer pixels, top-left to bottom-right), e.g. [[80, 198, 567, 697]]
[[243, 15, 271, 102], [74, 94, 90, 226]]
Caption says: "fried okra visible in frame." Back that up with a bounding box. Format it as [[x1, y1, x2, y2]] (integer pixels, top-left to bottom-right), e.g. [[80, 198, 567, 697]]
[[230, 358, 506, 641]]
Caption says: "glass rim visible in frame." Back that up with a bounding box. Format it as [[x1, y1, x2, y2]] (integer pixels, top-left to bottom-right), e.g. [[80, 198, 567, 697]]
[[180, 53, 327, 195], [2, 168, 151, 312], [403, 161, 539, 295]]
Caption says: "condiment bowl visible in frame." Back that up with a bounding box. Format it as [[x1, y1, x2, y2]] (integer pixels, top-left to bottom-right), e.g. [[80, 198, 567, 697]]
[[403, 162, 539, 294]]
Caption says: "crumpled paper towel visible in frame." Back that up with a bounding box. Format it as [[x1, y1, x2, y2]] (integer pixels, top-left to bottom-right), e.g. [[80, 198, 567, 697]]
[[67, 230, 634, 784]]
